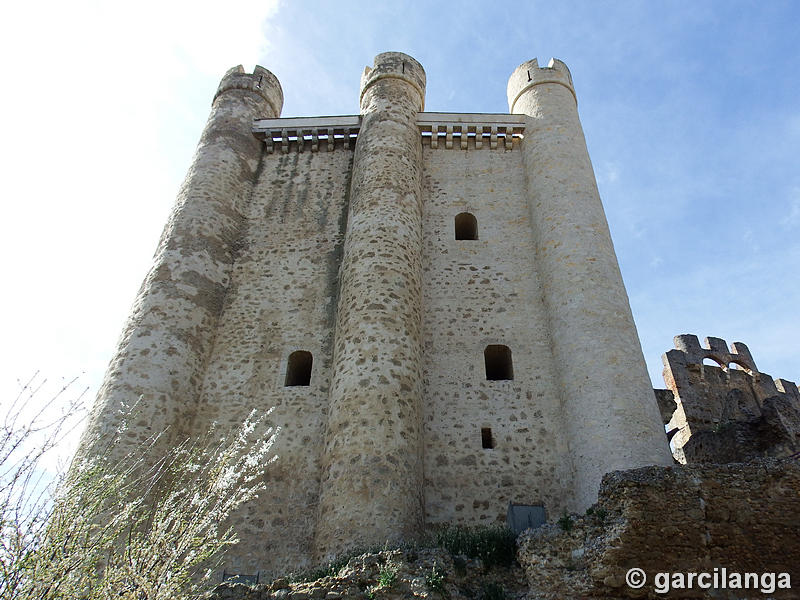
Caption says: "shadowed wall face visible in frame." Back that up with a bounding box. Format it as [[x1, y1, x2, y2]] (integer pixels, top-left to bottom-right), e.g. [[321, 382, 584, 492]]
[[194, 146, 354, 574]]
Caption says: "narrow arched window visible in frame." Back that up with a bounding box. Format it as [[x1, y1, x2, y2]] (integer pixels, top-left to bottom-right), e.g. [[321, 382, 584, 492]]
[[454, 212, 478, 240], [285, 350, 313, 386], [484, 345, 513, 380]]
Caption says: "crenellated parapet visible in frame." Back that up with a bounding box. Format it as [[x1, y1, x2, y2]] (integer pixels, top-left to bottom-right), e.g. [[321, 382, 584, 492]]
[[215, 65, 283, 116], [420, 113, 523, 150], [660, 335, 800, 463], [253, 115, 360, 152], [672, 334, 759, 374], [360, 51, 426, 111], [506, 58, 576, 114]]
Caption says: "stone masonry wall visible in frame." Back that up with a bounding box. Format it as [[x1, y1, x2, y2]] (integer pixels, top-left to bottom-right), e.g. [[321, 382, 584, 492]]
[[314, 53, 428, 562], [508, 59, 672, 511], [192, 146, 354, 576], [420, 139, 573, 526]]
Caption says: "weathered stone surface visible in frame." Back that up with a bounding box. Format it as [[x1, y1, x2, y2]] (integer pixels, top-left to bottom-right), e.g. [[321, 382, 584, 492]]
[[661, 335, 800, 463], [78, 65, 283, 462], [517, 459, 800, 599], [420, 129, 574, 528], [315, 52, 428, 562], [192, 145, 354, 574]]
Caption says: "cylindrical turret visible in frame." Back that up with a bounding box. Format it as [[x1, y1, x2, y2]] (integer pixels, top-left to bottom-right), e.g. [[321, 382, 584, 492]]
[[507, 58, 671, 510], [314, 52, 426, 559], [80, 66, 282, 458]]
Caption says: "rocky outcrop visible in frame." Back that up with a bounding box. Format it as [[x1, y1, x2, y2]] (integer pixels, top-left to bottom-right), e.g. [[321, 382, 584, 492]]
[[210, 547, 527, 599], [518, 458, 800, 599]]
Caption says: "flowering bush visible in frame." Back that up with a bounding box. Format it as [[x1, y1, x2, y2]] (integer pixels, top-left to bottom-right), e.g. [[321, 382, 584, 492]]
[[1, 376, 278, 600]]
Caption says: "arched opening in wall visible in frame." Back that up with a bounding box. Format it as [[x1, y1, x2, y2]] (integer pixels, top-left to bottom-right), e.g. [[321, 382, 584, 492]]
[[484, 345, 513, 380], [728, 360, 754, 375], [454, 212, 478, 240], [285, 350, 313, 386], [702, 357, 726, 371], [481, 427, 494, 449]]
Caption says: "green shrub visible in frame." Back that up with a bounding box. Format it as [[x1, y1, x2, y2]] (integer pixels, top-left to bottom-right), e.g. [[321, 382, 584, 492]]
[[377, 563, 397, 588], [286, 546, 379, 583], [452, 555, 467, 576], [593, 507, 607, 525], [425, 561, 447, 596], [1, 380, 279, 600], [584, 506, 610, 527], [435, 525, 517, 568], [557, 512, 574, 532]]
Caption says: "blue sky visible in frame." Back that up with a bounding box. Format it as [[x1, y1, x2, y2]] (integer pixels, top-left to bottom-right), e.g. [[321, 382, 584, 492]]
[[1, 1, 798, 448]]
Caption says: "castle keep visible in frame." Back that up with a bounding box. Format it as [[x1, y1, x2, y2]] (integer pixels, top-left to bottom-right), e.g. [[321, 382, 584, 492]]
[[81, 52, 672, 575]]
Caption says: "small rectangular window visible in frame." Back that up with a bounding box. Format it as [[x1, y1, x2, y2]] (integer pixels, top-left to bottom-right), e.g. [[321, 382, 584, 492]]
[[481, 427, 494, 449]]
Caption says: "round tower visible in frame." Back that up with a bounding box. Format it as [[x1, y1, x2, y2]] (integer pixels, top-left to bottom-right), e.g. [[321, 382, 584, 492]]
[[80, 66, 282, 460], [507, 58, 671, 510], [314, 52, 426, 560]]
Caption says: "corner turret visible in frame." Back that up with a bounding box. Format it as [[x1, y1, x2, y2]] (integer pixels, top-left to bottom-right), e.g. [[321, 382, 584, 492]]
[[360, 51, 426, 112], [507, 56, 672, 511], [78, 62, 281, 477], [506, 58, 575, 115], [215, 65, 284, 118]]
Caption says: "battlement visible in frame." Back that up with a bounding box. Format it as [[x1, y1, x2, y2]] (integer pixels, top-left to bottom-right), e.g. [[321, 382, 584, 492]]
[[506, 58, 576, 114], [214, 65, 283, 117], [360, 52, 426, 111], [659, 334, 800, 463], [419, 113, 524, 150], [672, 334, 759, 373]]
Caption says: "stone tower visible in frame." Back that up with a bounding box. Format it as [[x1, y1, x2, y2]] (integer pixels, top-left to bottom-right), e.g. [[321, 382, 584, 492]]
[[79, 52, 672, 576], [314, 53, 427, 559], [507, 59, 671, 508], [80, 65, 283, 459]]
